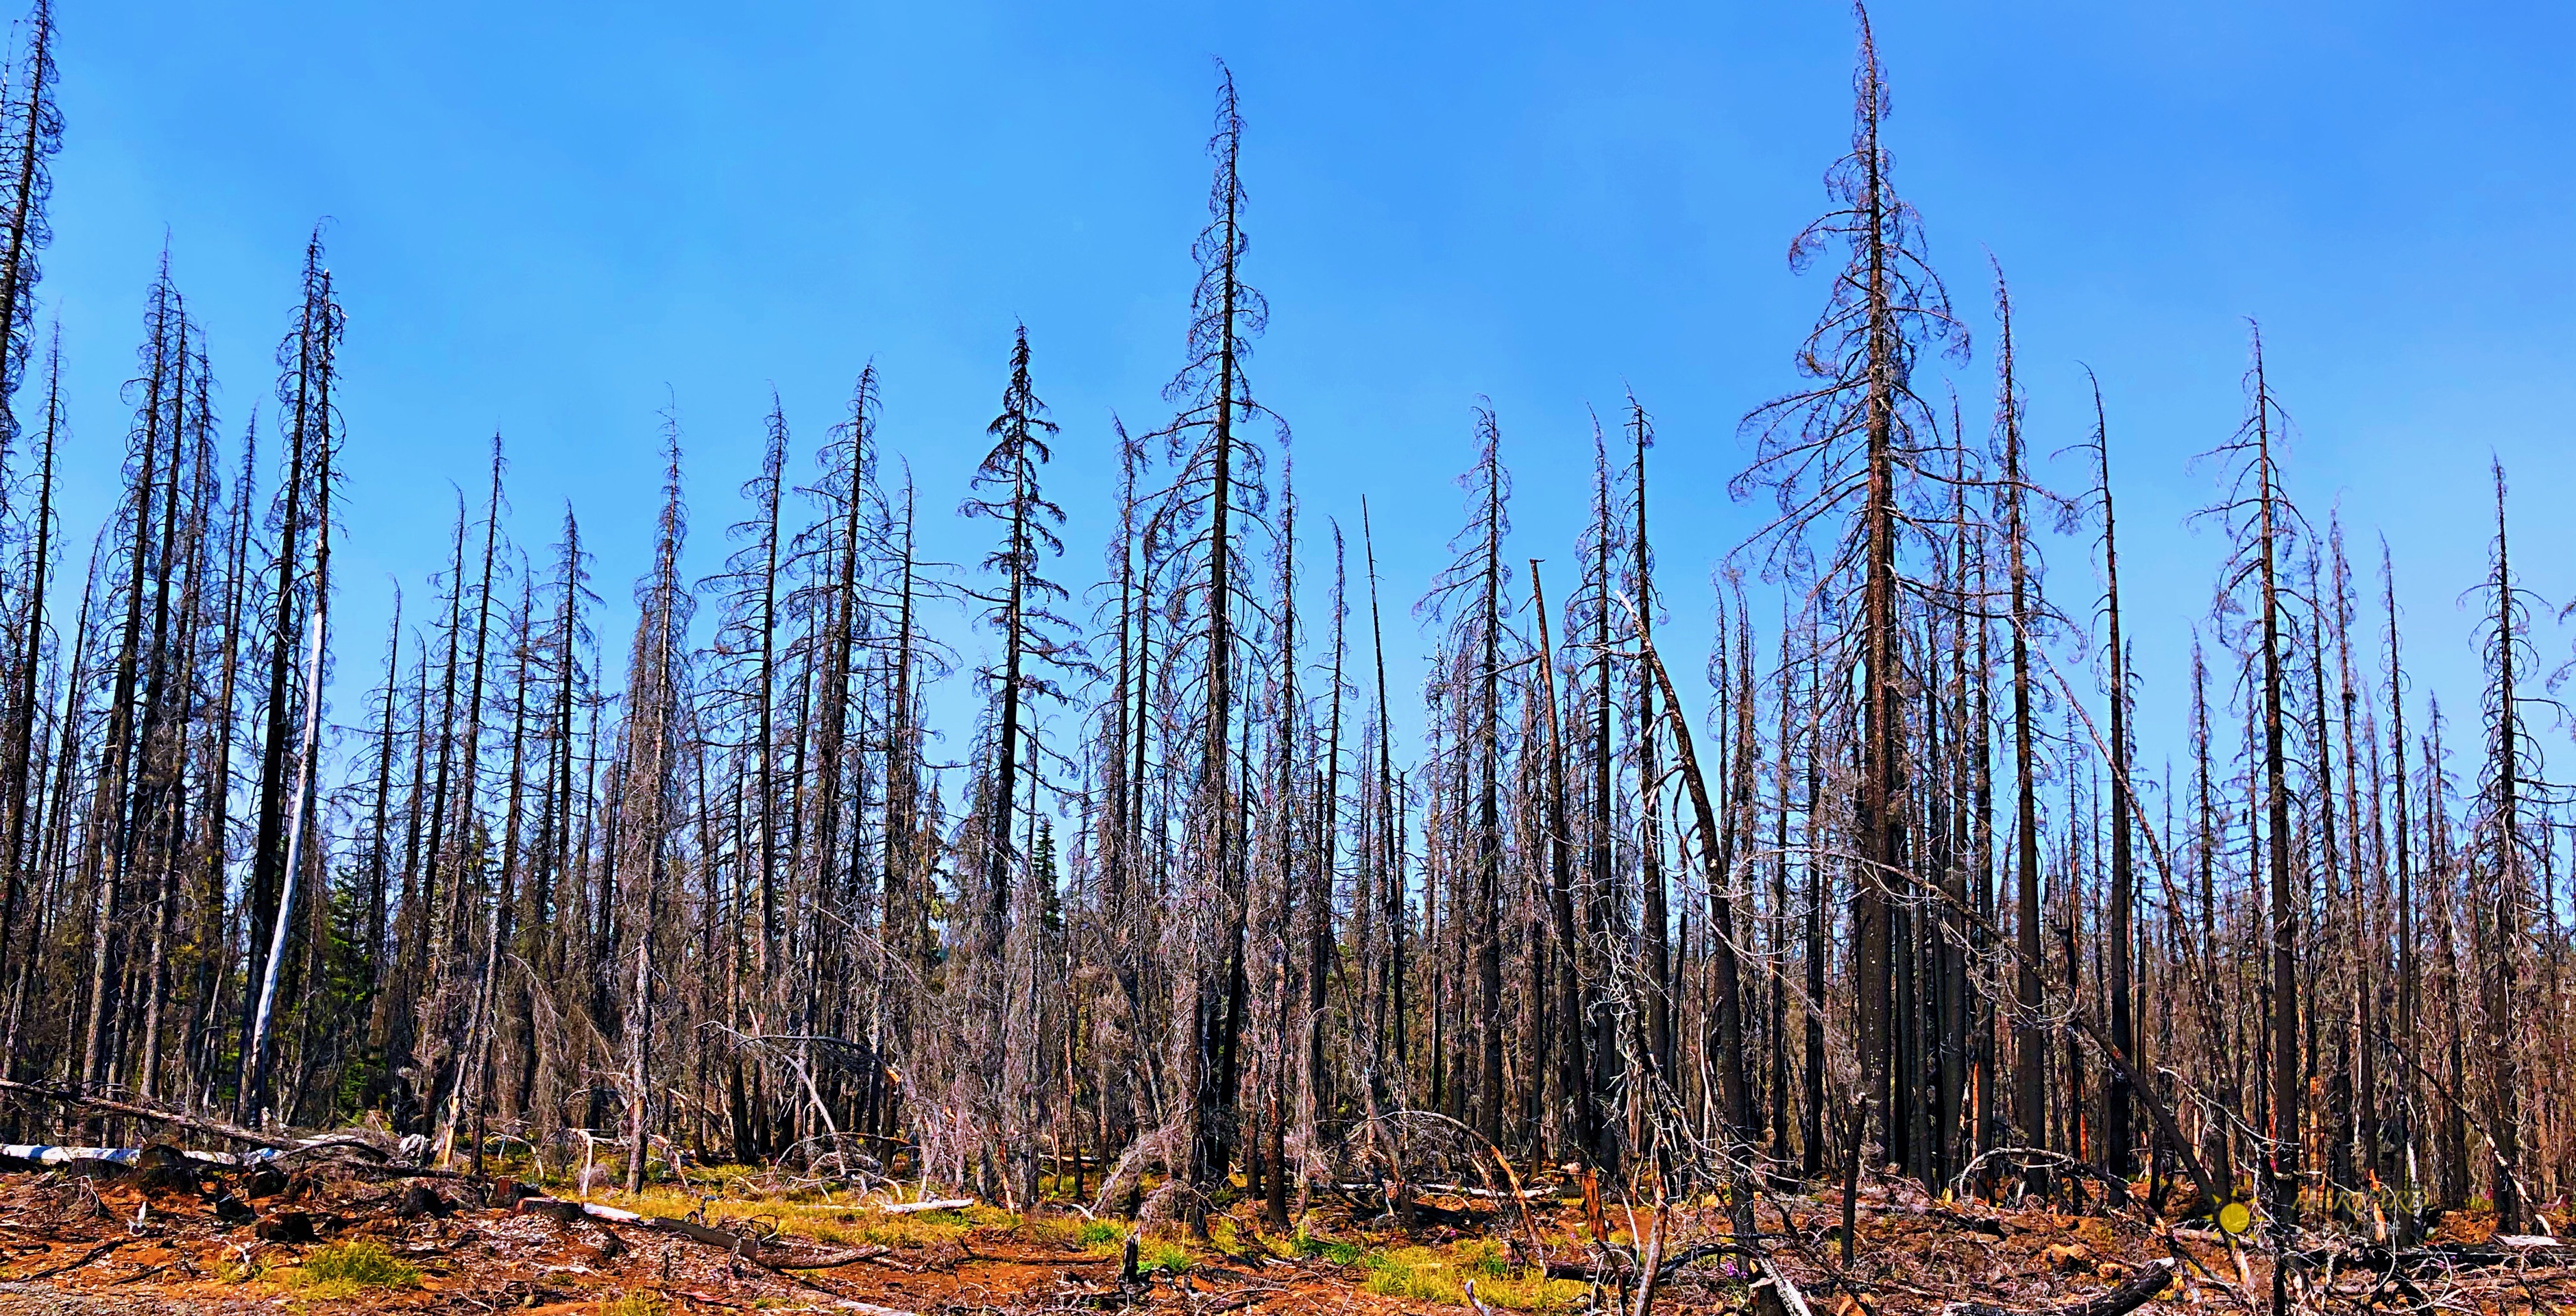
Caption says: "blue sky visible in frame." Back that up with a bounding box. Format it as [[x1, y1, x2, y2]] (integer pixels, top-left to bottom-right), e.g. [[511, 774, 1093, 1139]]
[[40, 0, 2575, 803]]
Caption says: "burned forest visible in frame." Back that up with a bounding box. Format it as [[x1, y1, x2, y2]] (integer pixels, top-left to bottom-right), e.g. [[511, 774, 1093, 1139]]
[[0, 4, 2568, 1314]]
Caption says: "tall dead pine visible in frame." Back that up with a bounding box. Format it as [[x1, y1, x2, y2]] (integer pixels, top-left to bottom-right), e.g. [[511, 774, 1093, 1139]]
[[1736, 2, 1961, 1210]]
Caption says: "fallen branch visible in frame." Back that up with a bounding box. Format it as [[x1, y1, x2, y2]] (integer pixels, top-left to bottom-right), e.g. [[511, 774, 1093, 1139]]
[[10, 1239, 123, 1281], [959, 1248, 1108, 1267], [1950, 1258, 2175, 1316], [1631, 1190, 1668, 1316], [1756, 1251, 1816, 1316]]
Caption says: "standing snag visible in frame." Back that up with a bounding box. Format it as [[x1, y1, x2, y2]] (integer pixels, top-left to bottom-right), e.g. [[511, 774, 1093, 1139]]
[[1734, 3, 1963, 1229]]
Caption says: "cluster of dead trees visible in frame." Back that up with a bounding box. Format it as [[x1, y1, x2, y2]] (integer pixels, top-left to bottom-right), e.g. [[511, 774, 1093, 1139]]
[[0, 0, 2564, 1263]]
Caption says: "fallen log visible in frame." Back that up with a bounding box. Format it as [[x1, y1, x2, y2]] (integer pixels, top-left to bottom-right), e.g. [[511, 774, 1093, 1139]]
[[876, 1197, 975, 1215], [1949, 1258, 2175, 1316], [0, 1080, 300, 1151], [1412, 1182, 1557, 1202], [0, 1141, 305, 1171], [760, 1243, 894, 1270], [518, 1196, 634, 1225], [1928, 1206, 2008, 1236], [2300, 1235, 2568, 1274], [4, 1143, 223, 1167], [1330, 1180, 1480, 1228], [516, 1196, 765, 1261], [657, 1214, 766, 1254], [1540, 1239, 1753, 1282], [0, 1080, 404, 1166]]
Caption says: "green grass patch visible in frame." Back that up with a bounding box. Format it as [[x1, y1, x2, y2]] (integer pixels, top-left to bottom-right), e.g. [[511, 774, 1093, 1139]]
[[1360, 1242, 1581, 1311], [1213, 1215, 1254, 1252], [580, 1187, 1016, 1250], [1292, 1228, 1362, 1265], [1138, 1239, 1195, 1274], [283, 1239, 421, 1297], [1460, 1239, 1516, 1278], [851, 1205, 1017, 1249], [1019, 1213, 1123, 1252]]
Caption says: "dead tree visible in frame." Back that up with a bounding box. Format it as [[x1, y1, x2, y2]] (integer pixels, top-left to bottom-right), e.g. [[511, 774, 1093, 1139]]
[[617, 418, 692, 1191], [241, 233, 340, 1118], [1146, 61, 1279, 1234], [1415, 403, 1513, 1147], [2193, 323, 2305, 1298], [961, 324, 1081, 1207], [2076, 371, 2138, 1179], [2382, 540, 2418, 1223], [1993, 268, 2049, 1197], [0, 0, 59, 434], [0, 328, 60, 988], [1734, 3, 1963, 1209], [2470, 461, 2538, 1232]]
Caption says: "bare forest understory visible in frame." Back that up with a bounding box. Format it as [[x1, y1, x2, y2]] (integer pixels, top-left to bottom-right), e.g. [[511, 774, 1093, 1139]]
[[1, 1104, 2568, 1316], [0, 1, 2566, 1313]]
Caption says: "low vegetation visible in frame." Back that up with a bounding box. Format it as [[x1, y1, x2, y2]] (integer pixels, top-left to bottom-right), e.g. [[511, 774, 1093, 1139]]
[[281, 1239, 421, 1297], [1361, 1241, 1583, 1311]]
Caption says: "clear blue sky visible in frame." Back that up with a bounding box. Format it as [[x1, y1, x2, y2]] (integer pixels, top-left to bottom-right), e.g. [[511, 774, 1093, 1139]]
[[42, 0, 2575, 799]]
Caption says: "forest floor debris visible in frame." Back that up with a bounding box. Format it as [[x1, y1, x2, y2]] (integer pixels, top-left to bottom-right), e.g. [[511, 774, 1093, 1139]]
[[0, 1154, 2568, 1313]]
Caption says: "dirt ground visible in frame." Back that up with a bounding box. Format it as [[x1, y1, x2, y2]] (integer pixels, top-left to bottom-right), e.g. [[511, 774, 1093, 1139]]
[[0, 1153, 2566, 1315]]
